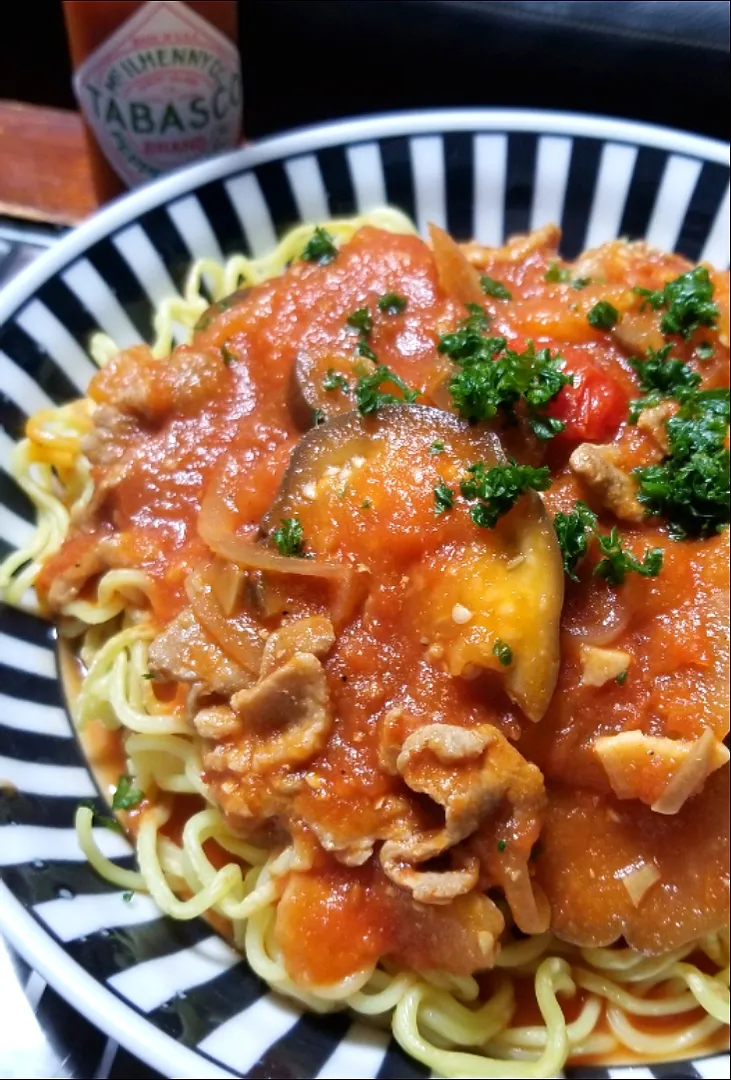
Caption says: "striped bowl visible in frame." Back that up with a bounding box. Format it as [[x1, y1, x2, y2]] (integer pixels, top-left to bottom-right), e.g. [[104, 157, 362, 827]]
[[0, 110, 728, 1080]]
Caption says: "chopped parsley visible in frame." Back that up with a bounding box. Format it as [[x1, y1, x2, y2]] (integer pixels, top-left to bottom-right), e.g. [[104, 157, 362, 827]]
[[696, 342, 715, 361], [594, 528, 664, 586], [492, 639, 513, 666], [356, 339, 378, 361], [77, 799, 123, 834], [587, 300, 620, 331], [616, 670, 629, 685], [480, 275, 512, 300], [220, 344, 236, 366], [378, 292, 407, 315], [634, 388, 730, 539], [437, 302, 493, 360], [272, 517, 307, 557], [634, 266, 718, 341], [438, 305, 571, 437], [497, 838, 508, 852], [346, 305, 378, 361], [433, 479, 455, 516], [313, 408, 326, 427], [429, 439, 445, 455], [301, 226, 338, 265], [554, 501, 664, 585], [122, 890, 134, 903], [360, 498, 372, 510], [553, 501, 598, 581], [571, 277, 592, 291], [628, 344, 701, 422], [545, 263, 571, 283], [346, 307, 374, 335], [112, 775, 144, 812], [322, 369, 349, 392], [141, 672, 157, 680], [460, 460, 551, 528], [355, 364, 419, 415]]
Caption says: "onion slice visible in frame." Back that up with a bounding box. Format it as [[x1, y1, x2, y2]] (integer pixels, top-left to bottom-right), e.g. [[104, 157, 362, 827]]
[[619, 862, 661, 908], [563, 584, 631, 646], [186, 563, 263, 674], [204, 529, 348, 582], [651, 730, 729, 815], [429, 223, 485, 306]]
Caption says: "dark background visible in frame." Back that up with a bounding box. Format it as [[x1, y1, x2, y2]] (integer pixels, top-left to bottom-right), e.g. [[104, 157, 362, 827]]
[[1, 1, 729, 140]]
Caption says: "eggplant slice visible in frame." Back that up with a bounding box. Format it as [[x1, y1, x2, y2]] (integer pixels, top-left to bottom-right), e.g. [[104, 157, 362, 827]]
[[264, 405, 564, 723], [289, 350, 366, 429]]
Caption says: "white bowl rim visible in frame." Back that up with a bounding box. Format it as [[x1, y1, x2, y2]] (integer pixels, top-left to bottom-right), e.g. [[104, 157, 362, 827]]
[[0, 107, 728, 331]]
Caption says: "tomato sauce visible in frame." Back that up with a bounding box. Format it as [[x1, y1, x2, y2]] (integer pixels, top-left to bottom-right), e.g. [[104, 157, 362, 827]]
[[41, 226, 730, 1004]]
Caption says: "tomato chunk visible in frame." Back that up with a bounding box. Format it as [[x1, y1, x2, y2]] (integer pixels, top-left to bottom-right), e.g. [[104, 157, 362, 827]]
[[549, 356, 629, 442]]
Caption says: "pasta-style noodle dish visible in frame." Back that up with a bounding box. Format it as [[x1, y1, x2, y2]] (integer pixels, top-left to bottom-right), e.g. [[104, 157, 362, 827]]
[[1, 209, 729, 1076]]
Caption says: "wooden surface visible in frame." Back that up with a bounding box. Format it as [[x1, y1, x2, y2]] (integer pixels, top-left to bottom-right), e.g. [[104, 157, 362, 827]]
[[0, 100, 98, 225]]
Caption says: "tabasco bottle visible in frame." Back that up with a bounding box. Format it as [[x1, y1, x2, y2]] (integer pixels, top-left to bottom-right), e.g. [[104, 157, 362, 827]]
[[63, 1, 242, 203]]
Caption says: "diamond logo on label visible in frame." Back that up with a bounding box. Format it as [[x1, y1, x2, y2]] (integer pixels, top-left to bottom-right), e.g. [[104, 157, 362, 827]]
[[73, 0, 242, 188]]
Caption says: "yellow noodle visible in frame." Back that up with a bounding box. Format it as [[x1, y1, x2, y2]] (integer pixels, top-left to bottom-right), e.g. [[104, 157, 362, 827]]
[[75, 807, 146, 891], [392, 958, 574, 1078], [673, 963, 731, 1025], [487, 993, 602, 1054], [607, 1005, 723, 1055]]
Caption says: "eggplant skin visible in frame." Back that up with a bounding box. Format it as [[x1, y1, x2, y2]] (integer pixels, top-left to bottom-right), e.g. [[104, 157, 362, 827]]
[[288, 350, 362, 431], [264, 404, 504, 530]]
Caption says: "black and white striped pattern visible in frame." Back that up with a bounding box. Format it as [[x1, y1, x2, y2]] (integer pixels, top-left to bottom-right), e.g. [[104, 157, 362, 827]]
[[0, 111, 728, 1079]]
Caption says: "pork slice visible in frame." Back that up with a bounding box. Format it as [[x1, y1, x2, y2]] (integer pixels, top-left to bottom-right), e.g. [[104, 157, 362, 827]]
[[259, 616, 335, 677], [45, 535, 123, 611], [82, 405, 139, 467], [380, 723, 546, 909], [199, 652, 332, 827], [228, 652, 331, 771], [148, 607, 250, 696], [89, 343, 228, 423], [569, 442, 645, 523]]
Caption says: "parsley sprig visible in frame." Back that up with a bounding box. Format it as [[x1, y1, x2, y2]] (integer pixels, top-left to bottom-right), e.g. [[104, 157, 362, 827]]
[[587, 301, 620, 331], [272, 517, 307, 557], [553, 501, 664, 585], [301, 227, 338, 265], [633, 266, 718, 341], [553, 501, 598, 581], [628, 344, 701, 422], [346, 305, 378, 361], [112, 776, 144, 811], [480, 275, 512, 300], [545, 263, 570, 283], [594, 527, 664, 585], [77, 800, 122, 833], [355, 365, 419, 415], [461, 460, 551, 528], [346, 307, 373, 335], [77, 775, 144, 834], [493, 639, 513, 666], [433, 479, 455, 516], [322, 369, 349, 392], [438, 304, 572, 438], [378, 292, 407, 315], [634, 388, 730, 539], [545, 263, 592, 290]]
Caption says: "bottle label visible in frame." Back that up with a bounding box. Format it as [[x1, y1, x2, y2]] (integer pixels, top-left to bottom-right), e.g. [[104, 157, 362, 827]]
[[73, 0, 242, 188]]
